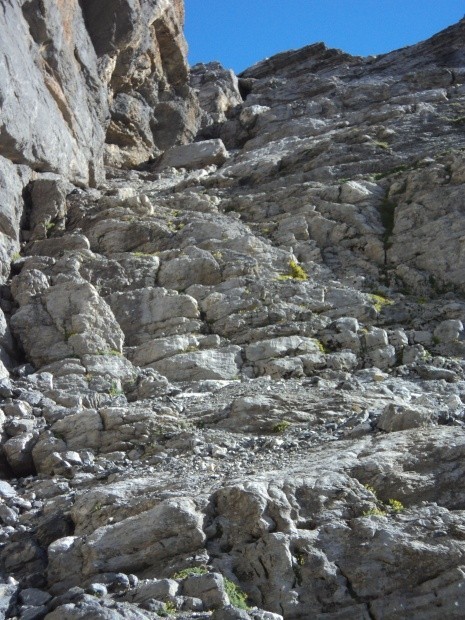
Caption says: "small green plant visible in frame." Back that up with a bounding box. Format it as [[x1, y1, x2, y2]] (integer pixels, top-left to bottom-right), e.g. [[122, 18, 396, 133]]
[[11, 251, 21, 261], [449, 116, 465, 126], [91, 501, 103, 514], [159, 601, 176, 617], [362, 507, 387, 517], [315, 339, 329, 354], [373, 140, 390, 150], [64, 329, 79, 341], [295, 552, 306, 566], [369, 293, 394, 313], [387, 499, 404, 513], [372, 164, 409, 181], [173, 566, 209, 579], [108, 381, 123, 397], [289, 260, 308, 280], [224, 578, 249, 610], [278, 260, 308, 281], [132, 251, 153, 257], [272, 420, 291, 433], [45, 221, 56, 238], [184, 345, 199, 353]]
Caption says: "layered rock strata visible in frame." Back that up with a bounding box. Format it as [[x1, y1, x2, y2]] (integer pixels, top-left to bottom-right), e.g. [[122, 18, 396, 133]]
[[1, 4, 465, 619]]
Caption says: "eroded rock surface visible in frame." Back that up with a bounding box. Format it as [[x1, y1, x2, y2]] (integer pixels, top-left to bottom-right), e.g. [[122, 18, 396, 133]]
[[1, 6, 465, 620]]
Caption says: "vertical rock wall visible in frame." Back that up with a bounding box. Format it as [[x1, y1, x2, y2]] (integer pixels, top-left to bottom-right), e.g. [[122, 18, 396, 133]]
[[0, 0, 199, 273], [81, 0, 200, 167]]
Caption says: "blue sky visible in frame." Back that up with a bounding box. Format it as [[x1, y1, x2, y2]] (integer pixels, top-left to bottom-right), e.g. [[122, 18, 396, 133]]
[[185, 1, 465, 73]]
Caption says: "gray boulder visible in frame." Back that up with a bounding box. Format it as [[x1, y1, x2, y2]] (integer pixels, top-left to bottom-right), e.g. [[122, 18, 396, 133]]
[[159, 139, 230, 170]]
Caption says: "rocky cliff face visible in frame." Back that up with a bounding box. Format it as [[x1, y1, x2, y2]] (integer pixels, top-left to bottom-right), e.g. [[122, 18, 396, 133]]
[[1, 4, 465, 619], [0, 0, 199, 278]]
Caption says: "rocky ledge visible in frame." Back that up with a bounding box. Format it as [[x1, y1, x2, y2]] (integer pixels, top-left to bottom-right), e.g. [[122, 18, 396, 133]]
[[1, 3, 465, 619]]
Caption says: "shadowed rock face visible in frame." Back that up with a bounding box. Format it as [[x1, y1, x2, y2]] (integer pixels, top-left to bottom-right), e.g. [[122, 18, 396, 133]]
[[0, 0, 199, 264], [81, 0, 201, 167], [2, 5, 465, 620]]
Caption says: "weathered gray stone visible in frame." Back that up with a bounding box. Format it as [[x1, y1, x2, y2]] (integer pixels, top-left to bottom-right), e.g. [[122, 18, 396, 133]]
[[434, 319, 463, 343], [159, 139, 229, 170], [0, 481, 17, 499], [158, 247, 222, 290], [109, 287, 199, 346], [0, 8, 465, 620], [3, 432, 36, 475], [182, 572, 229, 609], [153, 347, 242, 381], [0, 0, 107, 185], [0, 157, 31, 278], [377, 403, 434, 432], [28, 177, 69, 240], [11, 280, 123, 367], [81, 498, 205, 578], [246, 337, 321, 362], [191, 62, 243, 126], [211, 605, 251, 620], [19, 587, 52, 607], [0, 582, 18, 618], [130, 578, 180, 604]]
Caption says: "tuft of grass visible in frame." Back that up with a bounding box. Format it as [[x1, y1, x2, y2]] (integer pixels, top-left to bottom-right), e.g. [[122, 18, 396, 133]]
[[184, 345, 199, 353], [362, 507, 387, 517], [91, 501, 103, 514], [108, 381, 123, 397], [173, 566, 209, 580], [132, 251, 155, 257], [272, 420, 291, 434], [289, 260, 308, 280], [449, 116, 465, 126], [159, 601, 177, 617], [369, 293, 394, 313], [295, 552, 306, 566], [64, 329, 79, 341], [278, 260, 308, 281], [315, 340, 329, 354], [372, 164, 411, 181], [224, 578, 250, 610], [387, 499, 404, 513], [97, 349, 122, 357], [373, 140, 390, 150]]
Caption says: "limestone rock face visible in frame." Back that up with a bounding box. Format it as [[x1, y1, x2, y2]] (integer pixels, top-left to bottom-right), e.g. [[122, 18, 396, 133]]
[[0, 0, 199, 267], [81, 0, 200, 167], [11, 279, 124, 367], [2, 7, 465, 620], [0, 0, 107, 187]]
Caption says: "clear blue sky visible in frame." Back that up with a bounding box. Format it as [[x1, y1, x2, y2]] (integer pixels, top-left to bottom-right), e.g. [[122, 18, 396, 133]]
[[185, 1, 465, 73]]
